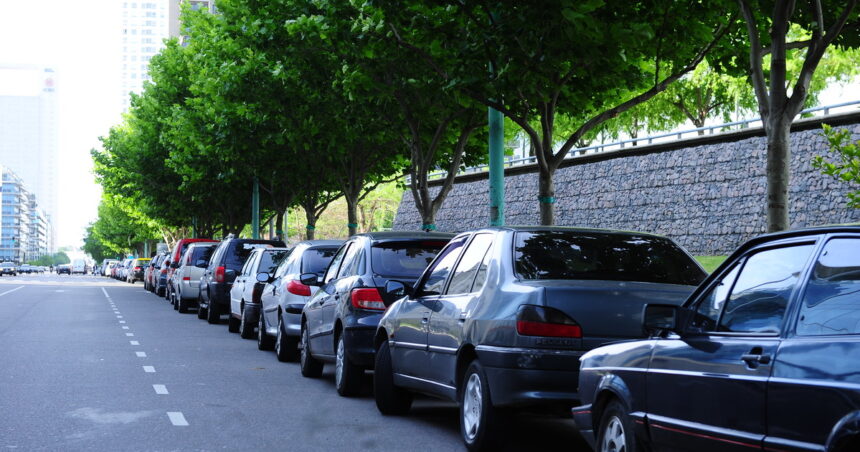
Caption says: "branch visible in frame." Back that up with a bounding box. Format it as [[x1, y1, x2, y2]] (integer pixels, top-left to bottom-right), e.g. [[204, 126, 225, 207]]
[[739, 0, 770, 119], [760, 39, 812, 55]]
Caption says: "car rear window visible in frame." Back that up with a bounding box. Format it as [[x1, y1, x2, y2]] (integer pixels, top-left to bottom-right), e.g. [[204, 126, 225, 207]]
[[259, 249, 290, 274], [514, 231, 705, 285], [189, 245, 214, 265], [371, 240, 448, 278], [301, 247, 339, 275], [226, 240, 286, 270]]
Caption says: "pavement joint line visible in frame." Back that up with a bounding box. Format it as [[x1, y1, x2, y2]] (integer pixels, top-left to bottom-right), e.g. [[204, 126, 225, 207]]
[[136, 351, 147, 357], [153, 384, 169, 395], [0, 286, 25, 298], [130, 341, 140, 345], [167, 412, 188, 426], [143, 366, 155, 373]]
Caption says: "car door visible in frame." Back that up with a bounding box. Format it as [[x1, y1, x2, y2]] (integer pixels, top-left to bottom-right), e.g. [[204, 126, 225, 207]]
[[203, 243, 226, 304], [320, 242, 363, 356], [766, 235, 860, 451], [263, 248, 298, 328], [427, 233, 493, 387], [391, 236, 469, 378], [307, 242, 351, 352], [646, 241, 816, 451]]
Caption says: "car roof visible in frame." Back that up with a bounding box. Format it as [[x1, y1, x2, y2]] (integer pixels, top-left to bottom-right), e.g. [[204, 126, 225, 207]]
[[453, 225, 674, 239], [353, 231, 456, 240]]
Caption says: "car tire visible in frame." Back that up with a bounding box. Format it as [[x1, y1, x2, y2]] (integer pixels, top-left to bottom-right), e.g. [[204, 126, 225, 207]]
[[206, 299, 220, 324], [300, 324, 323, 378], [197, 294, 207, 320], [257, 314, 274, 350], [335, 333, 363, 397], [228, 314, 240, 333], [275, 316, 299, 362], [172, 291, 179, 310], [374, 340, 412, 415], [239, 306, 255, 339], [597, 400, 639, 452], [460, 360, 503, 451], [177, 295, 189, 313]]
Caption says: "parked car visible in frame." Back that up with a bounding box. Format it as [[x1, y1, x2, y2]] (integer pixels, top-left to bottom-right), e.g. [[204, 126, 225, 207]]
[[0, 262, 17, 276], [101, 259, 119, 277], [373, 227, 706, 450], [165, 238, 220, 304], [573, 226, 860, 452], [299, 231, 454, 396], [57, 264, 71, 275], [144, 254, 166, 292], [259, 240, 343, 361], [228, 247, 290, 338], [198, 236, 286, 324], [18, 264, 34, 274], [117, 258, 133, 280], [154, 256, 171, 297], [126, 258, 150, 283], [171, 243, 216, 313], [71, 259, 87, 275]]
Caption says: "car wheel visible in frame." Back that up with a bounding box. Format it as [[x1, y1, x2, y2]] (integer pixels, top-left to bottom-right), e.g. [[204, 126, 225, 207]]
[[240, 306, 255, 339], [177, 295, 189, 313], [300, 324, 323, 378], [228, 313, 240, 333], [460, 360, 503, 451], [172, 291, 179, 310], [197, 294, 207, 320], [257, 313, 274, 350], [374, 340, 412, 415], [598, 400, 638, 452], [275, 316, 299, 362], [206, 299, 220, 324], [335, 333, 363, 397]]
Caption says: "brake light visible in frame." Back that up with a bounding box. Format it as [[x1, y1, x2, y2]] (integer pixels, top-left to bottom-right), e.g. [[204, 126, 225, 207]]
[[160, 268, 167, 274], [287, 280, 311, 296], [516, 305, 582, 338], [214, 266, 226, 283], [182, 276, 190, 281], [134, 267, 141, 271], [351, 288, 385, 311]]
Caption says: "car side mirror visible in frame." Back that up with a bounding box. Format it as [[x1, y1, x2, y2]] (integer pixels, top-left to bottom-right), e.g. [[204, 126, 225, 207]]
[[643, 304, 685, 335], [256, 272, 270, 283], [381, 280, 412, 307], [300, 272, 321, 287]]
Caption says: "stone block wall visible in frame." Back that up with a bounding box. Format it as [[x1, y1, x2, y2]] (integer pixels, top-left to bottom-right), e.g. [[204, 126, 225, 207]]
[[393, 122, 860, 255]]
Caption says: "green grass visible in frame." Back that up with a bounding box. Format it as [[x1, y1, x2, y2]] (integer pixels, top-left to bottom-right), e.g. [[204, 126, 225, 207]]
[[695, 255, 728, 273]]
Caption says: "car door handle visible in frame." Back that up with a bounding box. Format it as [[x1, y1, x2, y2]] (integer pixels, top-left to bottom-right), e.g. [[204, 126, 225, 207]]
[[421, 311, 430, 324], [741, 353, 772, 365]]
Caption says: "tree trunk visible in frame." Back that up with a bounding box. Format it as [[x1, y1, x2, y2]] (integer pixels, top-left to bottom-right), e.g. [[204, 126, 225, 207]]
[[275, 210, 285, 241], [766, 119, 791, 232], [538, 168, 555, 226], [346, 193, 359, 237], [420, 205, 436, 232]]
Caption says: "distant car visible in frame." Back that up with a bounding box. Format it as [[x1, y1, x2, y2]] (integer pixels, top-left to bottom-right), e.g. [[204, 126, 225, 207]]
[[299, 231, 454, 396], [228, 247, 290, 338], [101, 259, 119, 277], [259, 240, 343, 361], [197, 236, 286, 324], [57, 264, 71, 275], [18, 264, 34, 274], [171, 243, 216, 313], [143, 254, 165, 292], [0, 262, 17, 276], [127, 258, 151, 283], [165, 238, 220, 305], [71, 259, 87, 275], [573, 226, 860, 452]]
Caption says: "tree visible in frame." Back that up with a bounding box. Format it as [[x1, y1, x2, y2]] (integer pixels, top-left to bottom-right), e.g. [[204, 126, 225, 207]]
[[733, 0, 859, 231], [814, 124, 860, 208]]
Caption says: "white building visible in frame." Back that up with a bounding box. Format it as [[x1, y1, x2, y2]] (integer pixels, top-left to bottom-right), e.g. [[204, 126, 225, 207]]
[[120, 0, 171, 111], [1, 167, 52, 263], [0, 65, 58, 251]]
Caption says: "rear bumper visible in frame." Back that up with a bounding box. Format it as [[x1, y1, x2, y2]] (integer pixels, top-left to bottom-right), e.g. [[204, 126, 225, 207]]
[[343, 326, 376, 368], [475, 345, 583, 408], [209, 284, 232, 308]]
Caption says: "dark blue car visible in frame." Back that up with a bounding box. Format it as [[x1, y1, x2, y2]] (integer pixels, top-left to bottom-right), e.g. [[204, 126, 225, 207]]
[[574, 226, 860, 452]]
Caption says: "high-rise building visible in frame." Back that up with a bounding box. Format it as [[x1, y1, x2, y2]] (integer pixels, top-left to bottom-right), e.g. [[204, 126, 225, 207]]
[[169, 0, 217, 42], [0, 167, 52, 263], [120, 0, 171, 110], [0, 65, 58, 251]]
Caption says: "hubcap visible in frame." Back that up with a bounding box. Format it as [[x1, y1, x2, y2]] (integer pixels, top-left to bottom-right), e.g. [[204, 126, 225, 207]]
[[335, 337, 344, 386], [240, 308, 246, 331], [276, 319, 282, 354], [601, 416, 626, 452], [257, 315, 264, 344], [462, 373, 482, 441], [301, 328, 308, 366]]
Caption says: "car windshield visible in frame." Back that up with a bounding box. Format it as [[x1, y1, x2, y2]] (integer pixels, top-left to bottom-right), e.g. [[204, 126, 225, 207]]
[[1, 263, 13, 267], [371, 240, 448, 278], [301, 247, 339, 275], [514, 231, 706, 285], [259, 249, 290, 274]]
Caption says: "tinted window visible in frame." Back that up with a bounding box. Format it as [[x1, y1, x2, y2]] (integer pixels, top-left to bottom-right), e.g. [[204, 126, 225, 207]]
[[418, 237, 467, 296], [372, 240, 449, 280], [514, 231, 705, 285], [690, 263, 741, 332], [301, 247, 339, 275], [225, 240, 284, 270], [339, 243, 363, 278], [259, 250, 289, 274], [718, 245, 814, 334], [447, 234, 493, 295], [190, 245, 214, 265], [324, 244, 350, 284], [797, 239, 860, 336]]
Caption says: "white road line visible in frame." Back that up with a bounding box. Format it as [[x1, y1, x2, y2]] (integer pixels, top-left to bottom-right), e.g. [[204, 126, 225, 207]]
[[167, 412, 188, 426], [136, 351, 147, 358], [101, 287, 110, 299], [0, 286, 25, 298], [126, 333, 134, 336], [143, 366, 155, 373], [122, 326, 129, 330], [117, 316, 123, 318], [130, 341, 139, 345], [119, 321, 126, 324], [153, 385, 168, 395]]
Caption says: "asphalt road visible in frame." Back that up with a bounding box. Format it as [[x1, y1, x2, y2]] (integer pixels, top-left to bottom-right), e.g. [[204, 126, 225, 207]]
[[0, 274, 589, 451]]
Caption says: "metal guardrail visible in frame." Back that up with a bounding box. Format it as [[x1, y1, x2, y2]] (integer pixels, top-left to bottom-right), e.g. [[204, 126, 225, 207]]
[[418, 100, 860, 181]]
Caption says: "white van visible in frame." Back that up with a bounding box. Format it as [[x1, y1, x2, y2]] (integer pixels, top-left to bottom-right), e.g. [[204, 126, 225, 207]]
[[71, 259, 87, 275]]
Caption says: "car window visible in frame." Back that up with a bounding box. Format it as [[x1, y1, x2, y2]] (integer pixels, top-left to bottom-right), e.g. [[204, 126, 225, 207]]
[[301, 247, 339, 276], [274, 247, 300, 278], [191, 245, 214, 266], [718, 244, 815, 334], [323, 244, 351, 284], [371, 240, 449, 279], [339, 242, 363, 278], [514, 231, 706, 285], [417, 236, 468, 296], [689, 263, 741, 333], [796, 238, 860, 336], [226, 240, 280, 270], [259, 249, 289, 275], [241, 251, 258, 276], [471, 243, 494, 293], [447, 234, 494, 295], [209, 243, 226, 269]]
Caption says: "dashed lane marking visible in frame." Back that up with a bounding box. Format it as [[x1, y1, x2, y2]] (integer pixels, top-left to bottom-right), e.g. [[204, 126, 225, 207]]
[[101, 287, 110, 299], [122, 326, 129, 330], [143, 366, 155, 373], [119, 321, 126, 324], [135, 351, 147, 357], [126, 333, 134, 336], [153, 385, 168, 395], [167, 412, 188, 426], [130, 341, 139, 345], [0, 286, 25, 298]]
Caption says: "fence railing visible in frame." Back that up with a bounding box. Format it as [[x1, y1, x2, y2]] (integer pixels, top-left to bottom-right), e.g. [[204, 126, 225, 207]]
[[417, 99, 860, 182]]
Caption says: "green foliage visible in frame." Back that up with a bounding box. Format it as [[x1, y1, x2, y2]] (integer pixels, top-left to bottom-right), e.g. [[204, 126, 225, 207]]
[[695, 255, 728, 273], [28, 252, 71, 267], [814, 125, 860, 208]]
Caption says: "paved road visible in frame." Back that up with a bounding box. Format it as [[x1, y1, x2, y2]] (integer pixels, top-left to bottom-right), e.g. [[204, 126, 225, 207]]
[[0, 275, 589, 451]]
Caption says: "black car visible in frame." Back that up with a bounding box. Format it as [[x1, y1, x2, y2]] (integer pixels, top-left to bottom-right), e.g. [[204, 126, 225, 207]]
[[0, 262, 17, 276], [57, 264, 71, 275], [574, 226, 860, 452], [299, 231, 454, 396], [198, 235, 286, 324]]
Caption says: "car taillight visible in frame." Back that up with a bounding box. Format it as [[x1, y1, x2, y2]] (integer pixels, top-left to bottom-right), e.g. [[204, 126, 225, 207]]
[[516, 305, 582, 338], [286, 280, 312, 296], [182, 276, 190, 281], [214, 266, 226, 283], [160, 268, 167, 274], [350, 288, 386, 311], [134, 267, 141, 271]]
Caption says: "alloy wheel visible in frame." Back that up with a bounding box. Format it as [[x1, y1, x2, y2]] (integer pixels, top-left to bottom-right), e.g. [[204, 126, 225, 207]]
[[335, 336, 345, 387], [462, 373, 482, 442], [600, 416, 626, 452]]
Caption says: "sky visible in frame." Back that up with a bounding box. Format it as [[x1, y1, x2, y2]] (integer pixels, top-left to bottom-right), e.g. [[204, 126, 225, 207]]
[[0, 0, 122, 249]]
